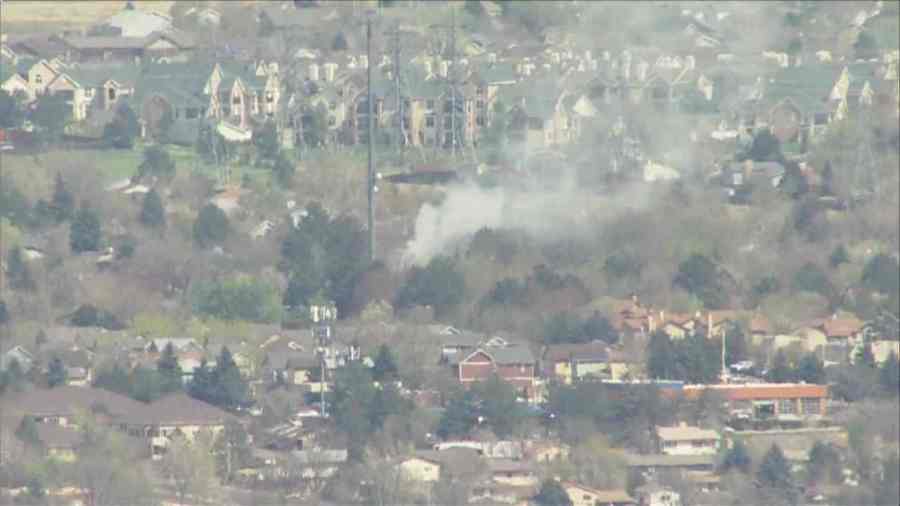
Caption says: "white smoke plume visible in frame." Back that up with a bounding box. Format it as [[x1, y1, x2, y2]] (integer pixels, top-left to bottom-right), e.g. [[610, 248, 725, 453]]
[[398, 177, 656, 269]]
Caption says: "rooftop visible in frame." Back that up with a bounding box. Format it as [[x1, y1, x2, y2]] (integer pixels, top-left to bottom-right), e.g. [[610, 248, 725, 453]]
[[656, 423, 720, 442]]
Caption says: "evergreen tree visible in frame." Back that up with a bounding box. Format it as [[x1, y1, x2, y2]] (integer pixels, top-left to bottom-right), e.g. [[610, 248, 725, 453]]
[[139, 189, 166, 228], [15, 417, 42, 448], [394, 256, 466, 318], [157, 342, 183, 393], [92, 363, 131, 396], [371, 344, 398, 382], [807, 441, 841, 485], [7, 247, 35, 291], [829, 244, 849, 268], [796, 353, 825, 384], [879, 351, 900, 396], [193, 204, 230, 248], [0, 299, 8, 325], [533, 479, 573, 506], [70, 205, 103, 253], [757, 444, 795, 501], [767, 350, 794, 383], [50, 173, 74, 223], [721, 439, 752, 474], [0, 89, 24, 129], [436, 389, 479, 439], [47, 357, 68, 387], [855, 342, 876, 368], [211, 347, 248, 409], [646, 330, 676, 379], [189, 359, 213, 402], [138, 145, 176, 180]]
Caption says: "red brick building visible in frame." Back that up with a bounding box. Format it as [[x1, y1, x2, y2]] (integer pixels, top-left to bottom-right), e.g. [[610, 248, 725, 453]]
[[454, 345, 537, 400], [683, 383, 828, 421]]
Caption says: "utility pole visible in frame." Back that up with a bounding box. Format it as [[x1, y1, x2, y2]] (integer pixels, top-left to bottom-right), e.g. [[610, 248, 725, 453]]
[[393, 23, 403, 152], [449, 6, 457, 158], [367, 10, 376, 262]]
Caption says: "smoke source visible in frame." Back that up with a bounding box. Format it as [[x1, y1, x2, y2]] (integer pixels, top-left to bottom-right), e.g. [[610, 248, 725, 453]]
[[398, 178, 655, 269]]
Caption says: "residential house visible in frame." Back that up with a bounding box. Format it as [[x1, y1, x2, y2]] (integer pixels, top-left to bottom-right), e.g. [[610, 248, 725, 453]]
[[635, 484, 682, 506], [506, 77, 578, 153], [94, 6, 173, 37], [655, 423, 721, 456], [261, 350, 324, 392], [562, 482, 637, 506], [486, 458, 539, 487], [121, 392, 234, 457], [543, 342, 619, 384], [40, 345, 95, 387], [1, 345, 35, 373], [439, 331, 483, 362], [683, 383, 829, 422], [7, 34, 69, 60], [0, 59, 31, 100], [0, 385, 145, 428], [397, 448, 482, 484], [131, 61, 217, 139], [871, 340, 900, 364], [34, 424, 82, 462], [40, 62, 141, 121], [624, 453, 716, 477], [454, 344, 538, 400], [59, 30, 195, 64]]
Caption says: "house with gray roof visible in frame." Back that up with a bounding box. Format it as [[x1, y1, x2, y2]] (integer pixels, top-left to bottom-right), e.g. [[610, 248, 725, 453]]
[[454, 343, 538, 402]]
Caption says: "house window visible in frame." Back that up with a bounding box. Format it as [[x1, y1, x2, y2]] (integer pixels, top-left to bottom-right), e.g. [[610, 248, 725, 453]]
[[426, 115, 435, 127], [476, 115, 485, 126], [232, 94, 241, 105], [477, 99, 484, 109], [778, 399, 796, 415], [328, 116, 336, 127], [426, 99, 435, 110], [108, 88, 116, 101], [443, 116, 452, 129], [35, 74, 43, 84], [266, 91, 274, 103], [583, 495, 591, 501], [801, 398, 820, 415]]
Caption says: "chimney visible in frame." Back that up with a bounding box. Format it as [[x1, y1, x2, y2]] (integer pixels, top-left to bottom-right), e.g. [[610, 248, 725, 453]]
[[488, 52, 497, 64], [708, 313, 713, 336], [424, 60, 433, 77], [679, 421, 688, 428], [660, 310, 666, 323], [309, 62, 320, 81], [439, 60, 449, 78], [631, 293, 639, 305]]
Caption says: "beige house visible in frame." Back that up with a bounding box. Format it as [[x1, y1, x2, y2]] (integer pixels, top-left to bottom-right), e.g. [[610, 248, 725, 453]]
[[562, 482, 637, 506], [121, 392, 233, 457], [655, 423, 721, 456]]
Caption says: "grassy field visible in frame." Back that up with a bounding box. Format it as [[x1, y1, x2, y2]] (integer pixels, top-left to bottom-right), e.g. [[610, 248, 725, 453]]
[[0, 1, 175, 32]]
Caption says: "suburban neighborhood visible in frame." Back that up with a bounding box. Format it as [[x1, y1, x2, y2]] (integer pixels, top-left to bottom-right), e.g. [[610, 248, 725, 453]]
[[0, 1, 898, 506]]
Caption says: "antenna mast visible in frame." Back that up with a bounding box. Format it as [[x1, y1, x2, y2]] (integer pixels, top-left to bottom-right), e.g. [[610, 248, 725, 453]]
[[450, 6, 457, 158], [367, 11, 376, 262], [393, 23, 404, 153]]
